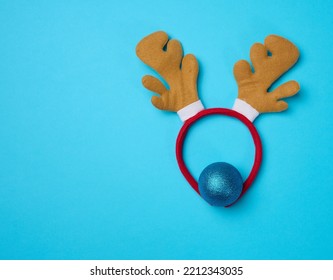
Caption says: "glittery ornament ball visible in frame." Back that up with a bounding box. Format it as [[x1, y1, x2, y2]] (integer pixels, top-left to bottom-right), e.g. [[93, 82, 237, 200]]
[[198, 162, 243, 207]]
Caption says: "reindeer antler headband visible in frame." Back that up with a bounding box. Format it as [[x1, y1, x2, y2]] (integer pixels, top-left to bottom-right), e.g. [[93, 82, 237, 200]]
[[136, 31, 300, 207]]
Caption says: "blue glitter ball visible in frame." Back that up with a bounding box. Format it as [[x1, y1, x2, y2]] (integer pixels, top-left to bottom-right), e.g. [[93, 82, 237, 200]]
[[198, 162, 243, 206]]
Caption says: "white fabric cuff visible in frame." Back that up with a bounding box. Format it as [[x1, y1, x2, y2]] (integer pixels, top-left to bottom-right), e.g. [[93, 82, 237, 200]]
[[177, 100, 205, 122], [232, 98, 259, 122]]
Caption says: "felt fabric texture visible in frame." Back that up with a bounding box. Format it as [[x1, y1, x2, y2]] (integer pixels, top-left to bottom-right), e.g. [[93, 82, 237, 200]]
[[136, 31, 199, 112], [232, 98, 259, 122], [177, 100, 205, 122], [233, 35, 300, 113]]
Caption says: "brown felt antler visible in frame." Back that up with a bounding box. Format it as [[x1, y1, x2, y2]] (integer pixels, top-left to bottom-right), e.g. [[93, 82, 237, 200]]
[[136, 31, 199, 112], [234, 35, 300, 113]]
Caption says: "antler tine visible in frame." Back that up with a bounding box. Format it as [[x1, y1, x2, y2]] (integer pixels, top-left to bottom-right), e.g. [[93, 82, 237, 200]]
[[234, 35, 300, 114], [136, 31, 199, 112]]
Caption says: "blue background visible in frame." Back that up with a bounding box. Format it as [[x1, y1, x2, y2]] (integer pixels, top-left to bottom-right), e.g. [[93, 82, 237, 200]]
[[0, 0, 332, 260]]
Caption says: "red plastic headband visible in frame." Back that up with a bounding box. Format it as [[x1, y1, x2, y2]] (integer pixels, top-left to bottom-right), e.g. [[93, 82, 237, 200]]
[[176, 108, 263, 206]]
